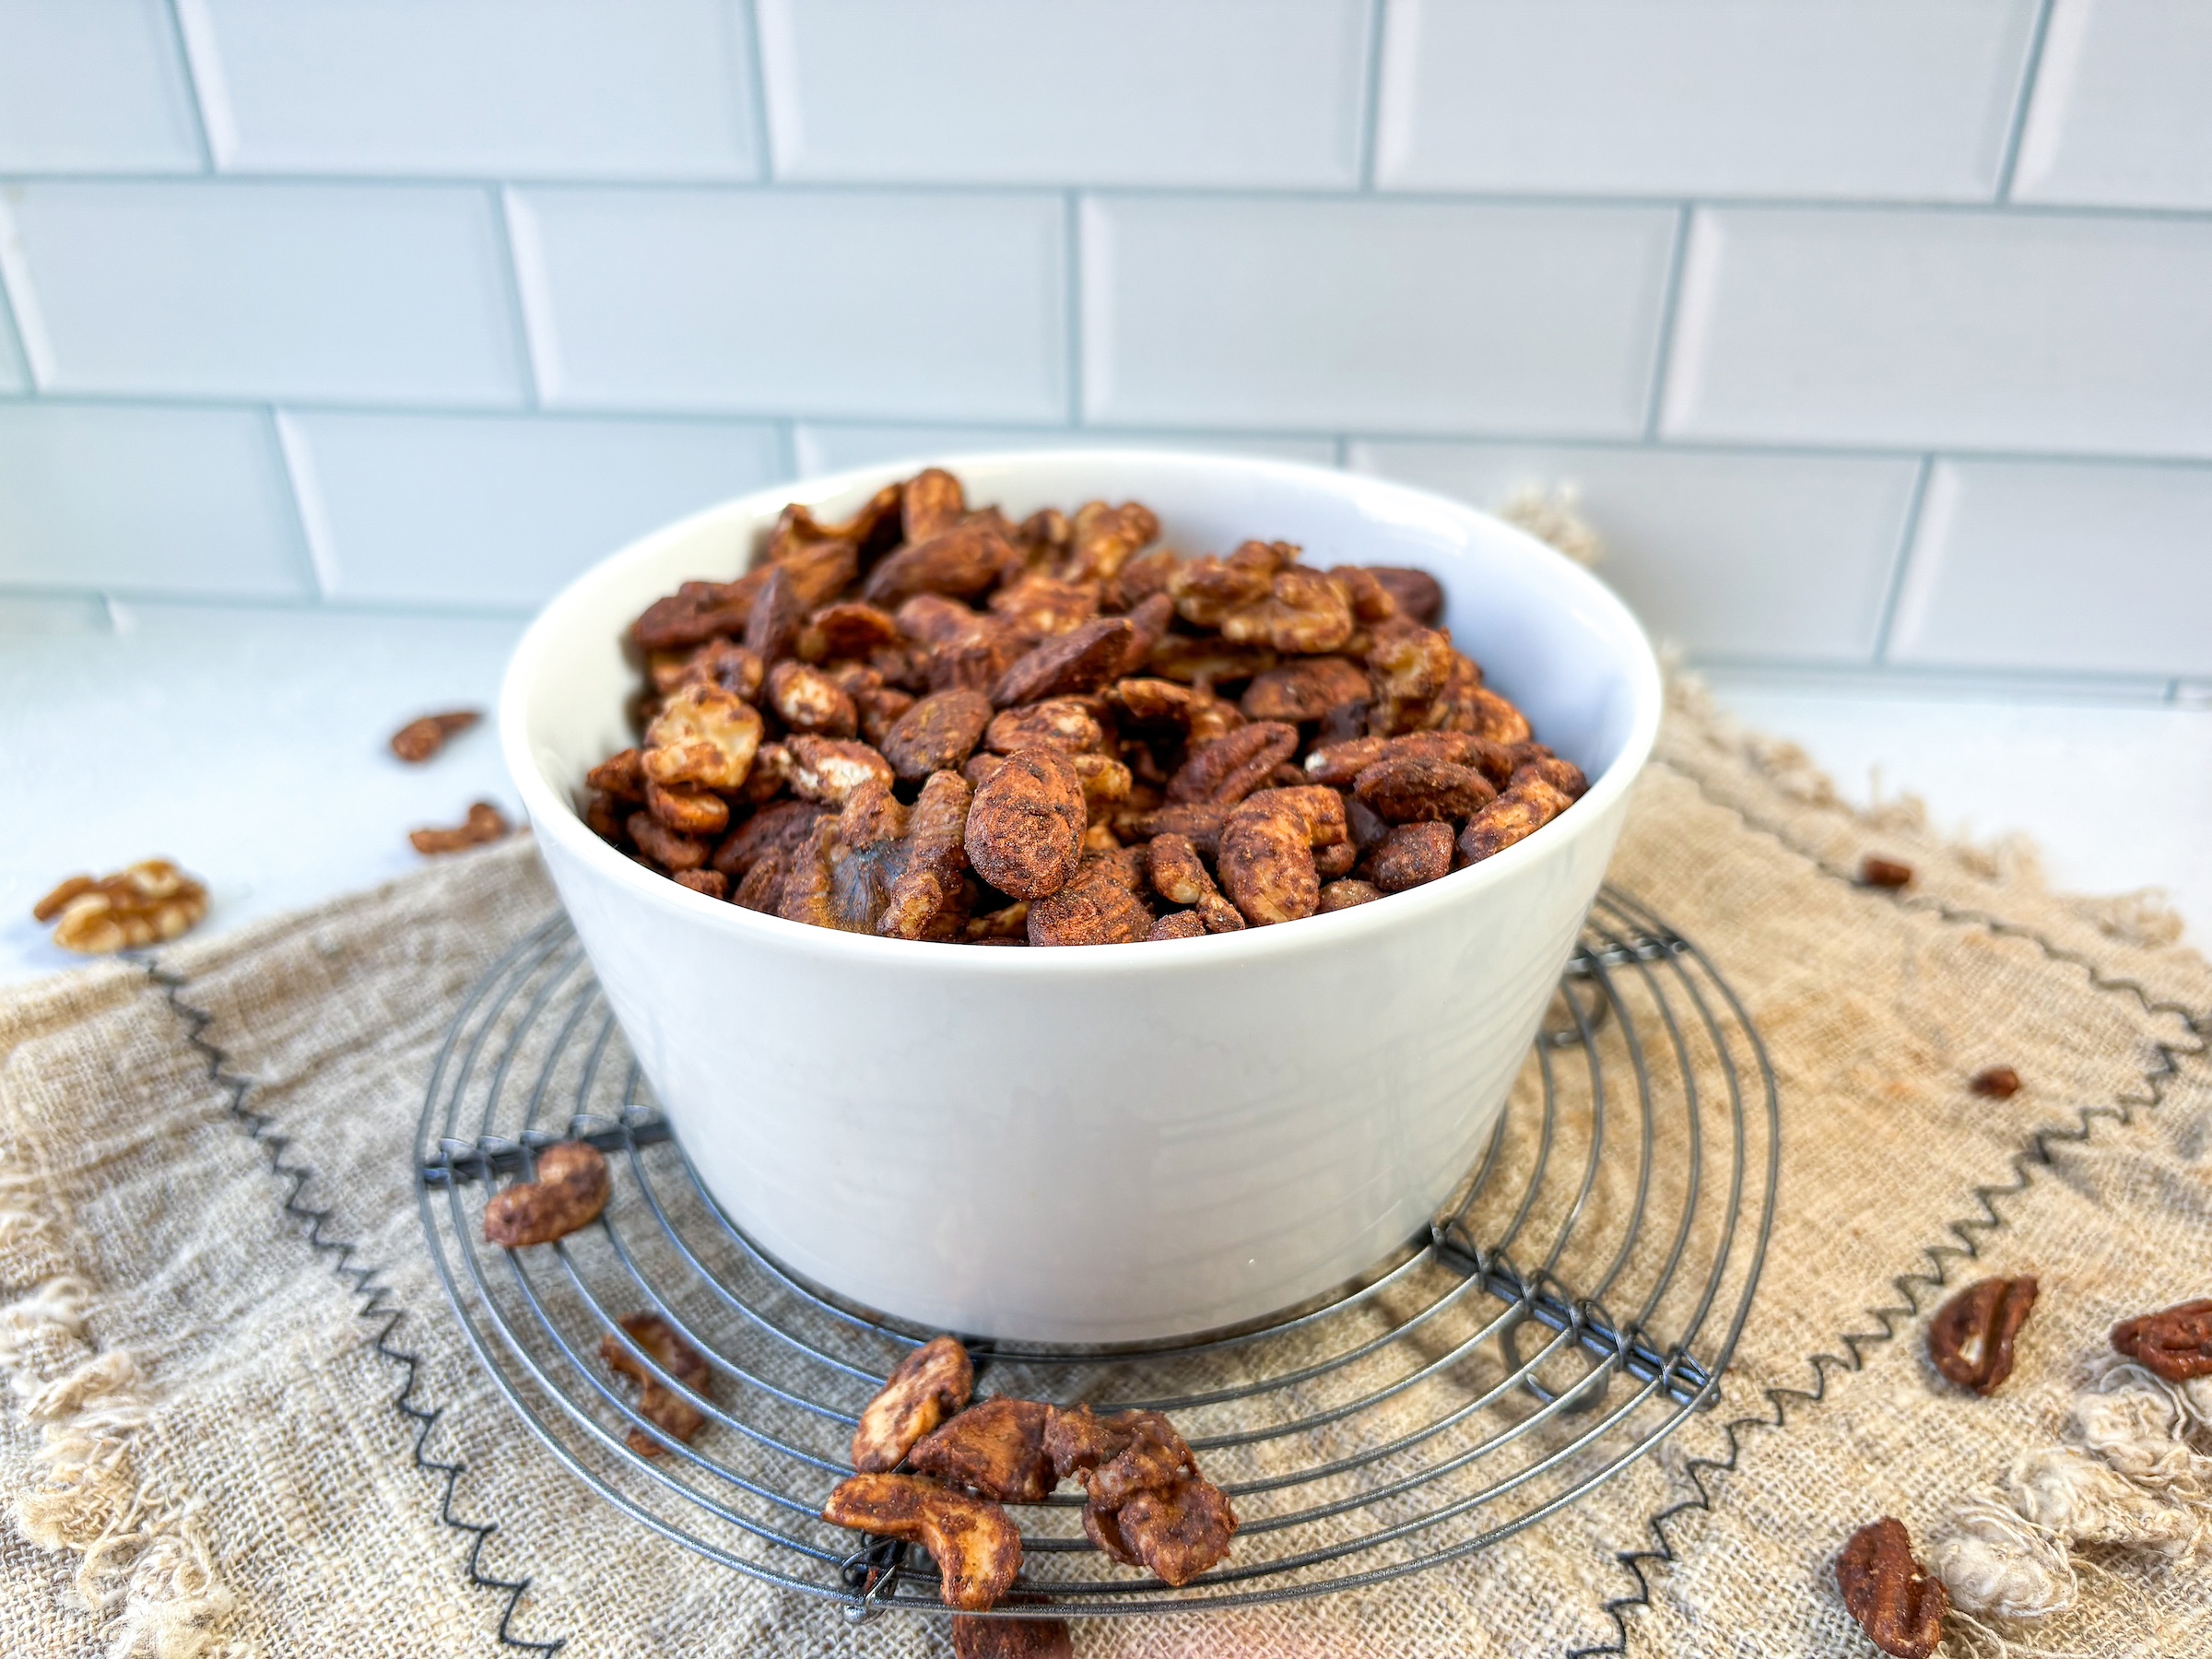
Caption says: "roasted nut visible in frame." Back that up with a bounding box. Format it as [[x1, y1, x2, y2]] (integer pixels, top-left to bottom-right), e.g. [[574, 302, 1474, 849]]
[[1147, 833, 1244, 935], [735, 849, 788, 913], [1028, 855, 1156, 947], [39, 860, 211, 953], [586, 747, 647, 800], [986, 699, 1107, 757], [1218, 565, 1354, 654], [911, 1397, 1056, 1503], [862, 522, 1008, 609], [601, 1312, 712, 1457], [881, 688, 994, 782], [1836, 1517, 1947, 1659], [1147, 631, 1278, 689], [1371, 821, 1454, 892], [853, 1335, 974, 1473], [1168, 539, 1291, 627], [820, 1473, 1020, 1613], [785, 735, 896, 806], [645, 778, 730, 836], [1366, 565, 1444, 625], [1458, 778, 1574, 864], [483, 1142, 609, 1247], [1926, 1276, 2038, 1395], [672, 868, 728, 899], [2110, 1299, 2212, 1382], [1365, 619, 1456, 734], [1062, 500, 1160, 582], [902, 466, 967, 544], [1969, 1065, 2021, 1100], [965, 748, 1087, 900], [745, 565, 808, 664], [1166, 721, 1298, 806], [644, 684, 764, 792], [877, 771, 975, 942], [992, 618, 1142, 707], [1148, 911, 1206, 940], [990, 572, 1100, 640], [967, 900, 1030, 942], [767, 531, 864, 610], [1353, 757, 1497, 823], [1045, 1406, 1194, 1508], [1509, 751, 1588, 800], [1217, 794, 1320, 926], [390, 708, 481, 763], [803, 601, 902, 664], [628, 810, 708, 871], [951, 1612, 1074, 1659], [1456, 683, 1533, 746], [1313, 839, 1358, 879], [1106, 1476, 1238, 1587], [1860, 856, 1914, 889], [712, 798, 823, 881], [411, 802, 512, 856], [631, 573, 766, 650], [1239, 656, 1371, 723], [768, 659, 860, 738], [1319, 878, 1382, 912]]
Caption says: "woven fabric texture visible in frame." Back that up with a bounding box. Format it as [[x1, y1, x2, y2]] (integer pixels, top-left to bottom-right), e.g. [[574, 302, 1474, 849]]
[[3, 685, 2207, 1657]]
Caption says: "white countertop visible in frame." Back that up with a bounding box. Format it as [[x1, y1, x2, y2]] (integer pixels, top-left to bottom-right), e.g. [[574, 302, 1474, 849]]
[[3, 597, 2206, 985]]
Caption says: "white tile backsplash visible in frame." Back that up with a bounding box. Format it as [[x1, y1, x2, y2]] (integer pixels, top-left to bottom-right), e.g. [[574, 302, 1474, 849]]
[[0, 403, 308, 598], [1662, 207, 2212, 458], [1375, 0, 2038, 201], [2011, 0, 2212, 210], [0, 288, 28, 394], [1081, 195, 1677, 436], [0, 182, 528, 404], [1888, 457, 2212, 677], [794, 423, 1338, 478], [510, 187, 1066, 420], [756, 0, 1370, 187], [177, 0, 761, 180], [0, 0, 204, 173], [1350, 440, 1921, 662], [283, 410, 783, 609]]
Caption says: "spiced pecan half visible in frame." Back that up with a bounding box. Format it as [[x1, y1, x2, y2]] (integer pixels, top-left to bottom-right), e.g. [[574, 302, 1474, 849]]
[[965, 748, 1087, 900], [412, 801, 513, 856], [820, 1472, 1020, 1612], [1365, 566, 1444, 625], [390, 708, 481, 763], [992, 618, 1142, 708], [631, 573, 766, 650], [643, 684, 764, 792], [862, 522, 1007, 609], [802, 601, 901, 663], [1836, 1517, 1947, 1659], [1148, 911, 1206, 940], [601, 1312, 712, 1457], [1062, 500, 1160, 582], [880, 688, 994, 782], [1218, 565, 1354, 654], [852, 1335, 974, 1474], [985, 698, 1107, 757], [990, 571, 1100, 640], [768, 659, 859, 738], [1353, 757, 1496, 823], [1371, 821, 1454, 893], [902, 466, 967, 545], [910, 1397, 1056, 1504], [1239, 655, 1371, 723], [483, 1142, 609, 1247], [1458, 777, 1574, 864], [1103, 1476, 1237, 1587], [1166, 721, 1298, 806], [1028, 854, 1155, 947], [1926, 1275, 2038, 1394], [2110, 1299, 2212, 1381], [644, 779, 728, 836]]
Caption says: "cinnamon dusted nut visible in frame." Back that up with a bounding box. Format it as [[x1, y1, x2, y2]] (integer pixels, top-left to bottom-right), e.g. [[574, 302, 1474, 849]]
[[1458, 777, 1574, 865], [785, 735, 896, 806], [631, 573, 767, 650], [820, 1473, 1020, 1612], [1319, 878, 1382, 912], [412, 802, 513, 856], [1455, 682, 1532, 746], [711, 798, 822, 882], [627, 810, 708, 871], [802, 601, 901, 663], [745, 564, 808, 664], [1365, 565, 1444, 625], [1371, 822, 1454, 893], [1239, 655, 1371, 723], [660, 637, 766, 700], [951, 1612, 1073, 1659], [1147, 911, 1206, 940], [1353, 757, 1496, 823], [1218, 564, 1354, 654], [852, 1335, 974, 1473], [585, 747, 647, 801], [2110, 1299, 2212, 1382], [965, 748, 1087, 900], [1836, 1517, 1947, 1659], [861, 521, 1007, 609], [911, 1397, 1056, 1503], [1167, 538, 1291, 627], [1926, 1275, 2038, 1394], [1147, 833, 1243, 934], [767, 659, 859, 738], [643, 684, 764, 792], [390, 708, 481, 762], [671, 868, 727, 900], [902, 466, 967, 545], [1166, 722, 1298, 806], [483, 1142, 609, 1247], [1062, 500, 1160, 582], [1969, 1065, 2022, 1100], [992, 618, 1143, 707], [985, 698, 1108, 757], [881, 688, 994, 781], [990, 572, 1100, 640], [601, 1312, 712, 1457], [1108, 1476, 1238, 1587], [644, 778, 728, 836], [1028, 854, 1155, 947]]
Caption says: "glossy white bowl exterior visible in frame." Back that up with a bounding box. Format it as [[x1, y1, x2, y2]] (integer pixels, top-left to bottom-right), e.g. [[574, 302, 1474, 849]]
[[501, 453, 1660, 1343]]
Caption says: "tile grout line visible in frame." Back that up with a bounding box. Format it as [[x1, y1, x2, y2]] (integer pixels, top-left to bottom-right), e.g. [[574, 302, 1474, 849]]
[[1870, 454, 1936, 665], [1995, 0, 2060, 203], [1064, 192, 1085, 426], [1355, 0, 1391, 192], [1639, 203, 1695, 441]]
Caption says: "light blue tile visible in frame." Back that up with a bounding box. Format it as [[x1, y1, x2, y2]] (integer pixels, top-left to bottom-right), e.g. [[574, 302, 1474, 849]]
[[0, 403, 310, 599], [0, 182, 528, 404], [2013, 0, 2212, 210], [794, 422, 1337, 477], [0, 0, 204, 172], [1662, 207, 2212, 457], [757, 0, 1369, 186], [0, 285, 28, 394], [1082, 196, 1677, 437], [1350, 439, 1922, 662], [181, 0, 760, 180], [511, 187, 1066, 421], [1374, 0, 2037, 199], [283, 410, 786, 609], [1889, 457, 2212, 677]]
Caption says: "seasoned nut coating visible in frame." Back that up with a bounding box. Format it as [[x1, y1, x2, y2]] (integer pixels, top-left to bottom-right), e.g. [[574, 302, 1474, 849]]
[[1166, 722, 1298, 806], [1460, 683, 1532, 746], [412, 802, 513, 856], [1168, 539, 1291, 627], [881, 688, 994, 782], [2110, 1299, 2212, 1381], [1926, 1275, 2038, 1395], [951, 1613, 1074, 1659], [745, 565, 807, 663], [902, 466, 966, 544], [1836, 1517, 1947, 1659], [768, 659, 859, 738], [878, 771, 975, 942], [712, 799, 822, 881], [985, 699, 1107, 756], [390, 708, 480, 762], [483, 1142, 609, 1247], [1353, 757, 1496, 823], [645, 779, 729, 836], [992, 618, 1142, 707], [1148, 911, 1206, 940], [1218, 565, 1354, 654], [1371, 822, 1454, 893], [1147, 833, 1244, 934], [1110, 1477, 1238, 1588], [803, 601, 901, 663], [1970, 1065, 2022, 1100], [41, 860, 211, 953], [990, 572, 1100, 640], [785, 735, 896, 806], [861, 522, 1007, 608], [965, 748, 1087, 899], [1063, 500, 1160, 582], [667, 637, 766, 700], [1366, 565, 1444, 624], [586, 747, 646, 800], [601, 1312, 712, 1457], [821, 1473, 1020, 1612], [1217, 795, 1319, 926], [628, 811, 707, 871], [1028, 856, 1155, 947], [852, 1335, 974, 1474], [1458, 777, 1574, 864], [644, 684, 763, 792], [631, 573, 764, 650], [1510, 751, 1588, 800], [911, 1397, 1056, 1503], [672, 868, 727, 899], [1240, 656, 1371, 723], [1319, 878, 1382, 912]]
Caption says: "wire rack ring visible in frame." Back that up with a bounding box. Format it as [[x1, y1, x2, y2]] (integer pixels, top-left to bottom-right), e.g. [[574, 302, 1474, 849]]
[[417, 885, 1779, 1620]]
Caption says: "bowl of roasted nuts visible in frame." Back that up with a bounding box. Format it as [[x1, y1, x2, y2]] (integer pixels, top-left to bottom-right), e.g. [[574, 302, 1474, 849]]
[[501, 452, 1660, 1343]]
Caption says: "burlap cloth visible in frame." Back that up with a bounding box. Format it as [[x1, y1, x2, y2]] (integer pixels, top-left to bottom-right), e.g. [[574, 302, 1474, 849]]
[[5, 684, 2207, 1657]]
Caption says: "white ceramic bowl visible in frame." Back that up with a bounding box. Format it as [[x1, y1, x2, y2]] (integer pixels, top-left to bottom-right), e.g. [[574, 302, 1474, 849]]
[[501, 452, 1660, 1344]]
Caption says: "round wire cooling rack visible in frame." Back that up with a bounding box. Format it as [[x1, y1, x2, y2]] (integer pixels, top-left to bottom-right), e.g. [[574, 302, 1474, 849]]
[[416, 886, 1779, 1622]]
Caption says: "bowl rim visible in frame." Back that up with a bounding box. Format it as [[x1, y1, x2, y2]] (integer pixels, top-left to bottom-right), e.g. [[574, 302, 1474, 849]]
[[500, 448, 1663, 978]]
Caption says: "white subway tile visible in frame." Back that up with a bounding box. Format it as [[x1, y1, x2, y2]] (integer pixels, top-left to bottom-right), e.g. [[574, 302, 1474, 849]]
[[0, 0, 204, 172], [1376, 0, 2037, 200], [0, 290, 28, 394], [1662, 207, 2212, 457], [794, 423, 1337, 478], [1888, 457, 2212, 677], [757, 0, 1368, 186], [1350, 440, 1919, 661], [178, 0, 760, 180], [0, 594, 114, 635], [1082, 196, 1676, 437], [0, 403, 309, 598], [2011, 0, 2212, 209], [512, 188, 1066, 421], [0, 182, 527, 404], [282, 411, 784, 609]]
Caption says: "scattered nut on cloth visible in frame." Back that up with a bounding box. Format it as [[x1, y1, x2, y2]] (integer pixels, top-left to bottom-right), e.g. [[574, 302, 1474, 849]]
[[30, 858, 209, 953]]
